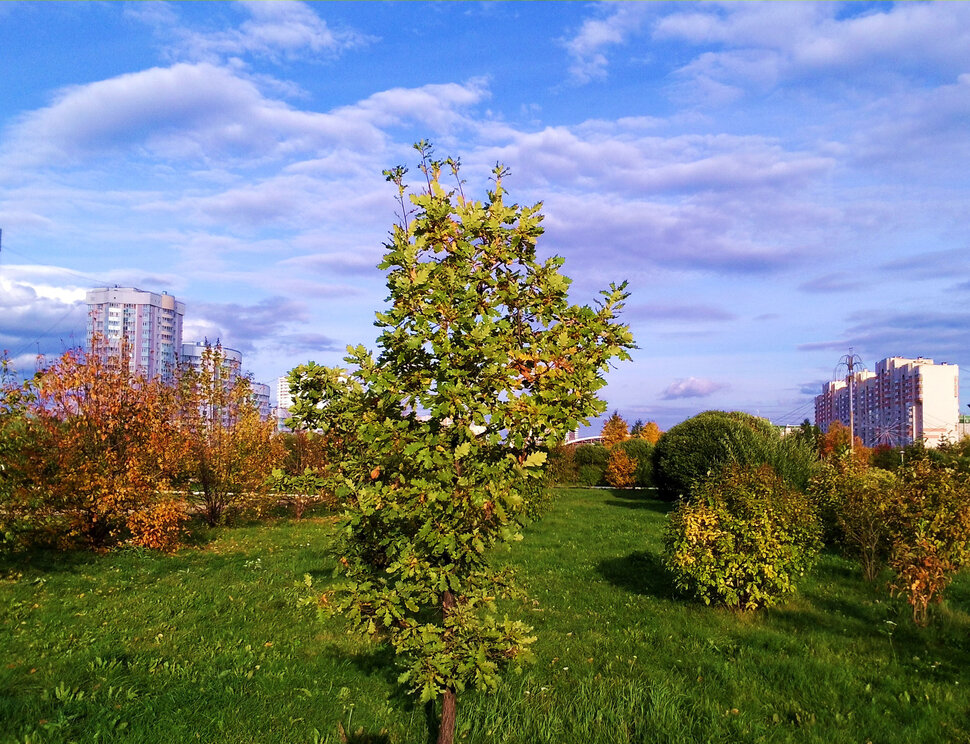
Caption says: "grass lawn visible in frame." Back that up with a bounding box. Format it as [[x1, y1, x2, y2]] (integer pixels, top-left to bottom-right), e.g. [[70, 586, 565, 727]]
[[1, 488, 968, 743]]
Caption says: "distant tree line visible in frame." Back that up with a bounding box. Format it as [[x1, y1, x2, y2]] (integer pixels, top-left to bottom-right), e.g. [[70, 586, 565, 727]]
[[547, 412, 660, 489]]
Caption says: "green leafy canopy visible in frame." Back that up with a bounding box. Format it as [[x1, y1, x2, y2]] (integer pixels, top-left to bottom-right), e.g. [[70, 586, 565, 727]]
[[288, 143, 633, 715]]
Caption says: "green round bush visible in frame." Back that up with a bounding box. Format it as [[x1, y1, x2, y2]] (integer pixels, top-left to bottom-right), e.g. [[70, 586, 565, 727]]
[[663, 464, 822, 610], [577, 464, 604, 487], [651, 410, 780, 501], [575, 443, 609, 468], [574, 444, 608, 486]]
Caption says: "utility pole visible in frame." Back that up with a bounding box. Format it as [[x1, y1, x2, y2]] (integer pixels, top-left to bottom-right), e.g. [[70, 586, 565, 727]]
[[835, 349, 866, 453]]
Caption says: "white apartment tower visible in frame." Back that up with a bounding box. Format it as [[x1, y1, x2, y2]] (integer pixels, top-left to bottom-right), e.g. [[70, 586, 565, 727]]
[[815, 356, 960, 448], [276, 375, 295, 431], [86, 287, 184, 381]]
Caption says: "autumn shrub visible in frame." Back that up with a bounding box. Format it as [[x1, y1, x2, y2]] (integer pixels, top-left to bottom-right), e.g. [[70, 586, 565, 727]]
[[818, 421, 869, 467], [545, 444, 578, 486], [0, 361, 35, 552], [604, 448, 636, 488], [809, 458, 897, 580], [651, 411, 780, 501], [600, 411, 630, 448], [633, 420, 662, 444], [174, 345, 281, 526], [7, 346, 182, 550], [126, 498, 190, 553], [887, 462, 970, 625], [663, 465, 822, 611]]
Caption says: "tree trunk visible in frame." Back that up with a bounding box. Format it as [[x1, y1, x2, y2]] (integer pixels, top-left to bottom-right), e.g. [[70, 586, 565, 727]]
[[437, 590, 457, 744], [437, 688, 457, 744]]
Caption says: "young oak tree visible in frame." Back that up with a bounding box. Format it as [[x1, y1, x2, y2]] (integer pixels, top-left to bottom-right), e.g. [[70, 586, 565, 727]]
[[289, 144, 633, 744]]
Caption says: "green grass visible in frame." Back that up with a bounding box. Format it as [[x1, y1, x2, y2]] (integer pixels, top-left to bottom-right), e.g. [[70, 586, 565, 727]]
[[2, 489, 969, 743]]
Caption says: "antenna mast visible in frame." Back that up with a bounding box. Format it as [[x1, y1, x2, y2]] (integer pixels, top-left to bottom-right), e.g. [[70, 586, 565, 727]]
[[835, 348, 866, 452]]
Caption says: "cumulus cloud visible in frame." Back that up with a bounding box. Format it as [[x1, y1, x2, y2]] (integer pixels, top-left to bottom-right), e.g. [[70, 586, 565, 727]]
[[281, 250, 382, 277], [541, 191, 806, 276], [0, 275, 86, 359], [851, 74, 970, 169], [879, 247, 970, 280], [799, 380, 827, 396], [477, 126, 832, 196], [271, 332, 342, 354], [798, 310, 970, 364], [2, 64, 489, 167], [661, 376, 729, 400], [656, 2, 970, 95]]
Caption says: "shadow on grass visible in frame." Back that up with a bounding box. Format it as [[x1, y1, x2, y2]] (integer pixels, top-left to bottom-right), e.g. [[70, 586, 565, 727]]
[[340, 725, 393, 744], [0, 546, 96, 576], [328, 644, 441, 744], [602, 488, 674, 514], [596, 550, 679, 600], [604, 499, 672, 514], [335, 643, 421, 707]]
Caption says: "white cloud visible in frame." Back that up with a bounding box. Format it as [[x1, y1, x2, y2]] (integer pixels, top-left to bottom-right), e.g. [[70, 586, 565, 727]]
[[475, 125, 832, 196], [136, 0, 375, 65], [656, 2, 970, 96], [564, 3, 652, 84], [850, 73, 970, 169], [2, 64, 489, 168], [0, 273, 86, 358], [661, 376, 728, 400]]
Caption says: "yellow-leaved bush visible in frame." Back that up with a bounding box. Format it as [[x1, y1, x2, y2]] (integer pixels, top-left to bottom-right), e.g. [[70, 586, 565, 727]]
[[663, 464, 822, 611]]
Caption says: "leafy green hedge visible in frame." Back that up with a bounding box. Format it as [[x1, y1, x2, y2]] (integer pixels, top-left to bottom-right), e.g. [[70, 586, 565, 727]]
[[651, 410, 814, 501]]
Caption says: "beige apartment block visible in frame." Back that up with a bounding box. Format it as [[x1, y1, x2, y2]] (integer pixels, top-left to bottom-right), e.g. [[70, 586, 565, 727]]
[[815, 356, 960, 448], [86, 287, 184, 382]]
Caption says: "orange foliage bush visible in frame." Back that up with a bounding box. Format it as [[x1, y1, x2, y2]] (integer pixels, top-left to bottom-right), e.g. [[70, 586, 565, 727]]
[[605, 448, 636, 488], [600, 411, 630, 448], [13, 343, 180, 549], [127, 499, 189, 553], [174, 344, 281, 526], [819, 421, 868, 465]]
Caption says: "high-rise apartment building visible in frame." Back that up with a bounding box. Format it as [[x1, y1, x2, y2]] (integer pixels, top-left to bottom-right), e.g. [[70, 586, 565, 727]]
[[181, 342, 271, 421], [252, 382, 271, 421], [815, 356, 960, 448], [276, 375, 294, 431], [180, 341, 243, 384], [86, 287, 184, 381]]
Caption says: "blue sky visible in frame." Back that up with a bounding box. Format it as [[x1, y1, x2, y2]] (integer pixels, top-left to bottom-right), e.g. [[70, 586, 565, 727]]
[[2, 1, 969, 431]]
